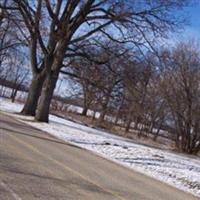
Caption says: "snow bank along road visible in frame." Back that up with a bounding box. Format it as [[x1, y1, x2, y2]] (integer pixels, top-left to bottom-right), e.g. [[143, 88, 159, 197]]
[[0, 98, 200, 198], [0, 113, 199, 200]]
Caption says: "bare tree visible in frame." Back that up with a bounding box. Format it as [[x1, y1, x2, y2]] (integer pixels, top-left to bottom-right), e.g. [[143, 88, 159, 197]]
[[123, 58, 152, 133], [0, 0, 24, 95], [1, 0, 188, 122], [0, 51, 29, 100], [159, 42, 200, 154], [65, 43, 104, 116], [9, 58, 29, 102]]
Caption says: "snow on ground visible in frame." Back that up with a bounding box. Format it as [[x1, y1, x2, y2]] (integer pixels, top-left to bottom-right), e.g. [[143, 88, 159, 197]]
[[0, 97, 200, 198], [0, 87, 27, 100]]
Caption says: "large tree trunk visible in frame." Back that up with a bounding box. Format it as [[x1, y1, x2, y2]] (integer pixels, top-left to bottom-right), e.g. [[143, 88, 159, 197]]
[[98, 94, 110, 124], [114, 112, 120, 125], [35, 70, 59, 122], [98, 109, 107, 124], [11, 89, 17, 103], [81, 107, 88, 116], [114, 97, 124, 125], [81, 94, 89, 116], [21, 74, 45, 116], [125, 108, 134, 133], [125, 118, 132, 133]]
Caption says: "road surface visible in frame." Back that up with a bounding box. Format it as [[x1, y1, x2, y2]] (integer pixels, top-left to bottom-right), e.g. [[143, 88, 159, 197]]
[[0, 112, 198, 200]]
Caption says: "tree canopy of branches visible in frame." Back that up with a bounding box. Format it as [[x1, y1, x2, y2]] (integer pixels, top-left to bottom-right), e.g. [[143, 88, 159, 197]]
[[66, 40, 200, 154], [159, 42, 200, 154], [1, 0, 188, 122]]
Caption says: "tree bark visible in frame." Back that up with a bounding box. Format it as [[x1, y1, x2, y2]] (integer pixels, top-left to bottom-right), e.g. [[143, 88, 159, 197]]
[[92, 110, 96, 120], [98, 109, 106, 124], [82, 93, 89, 116], [98, 94, 110, 124], [114, 113, 119, 125], [115, 107, 123, 125], [11, 89, 17, 103], [81, 106, 88, 116], [125, 118, 132, 133], [114, 97, 124, 125], [21, 74, 45, 116], [35, 70, 59, 122]]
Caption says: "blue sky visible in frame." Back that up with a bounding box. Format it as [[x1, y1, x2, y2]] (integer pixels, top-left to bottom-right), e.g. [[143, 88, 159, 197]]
[[178, 2, 200, 40], [186, 2, 200, 29], [162, 2, 200, 46]]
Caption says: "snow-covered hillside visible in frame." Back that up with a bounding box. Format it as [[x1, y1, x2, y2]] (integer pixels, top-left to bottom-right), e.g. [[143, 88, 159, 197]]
[[0, 97, 200, 198]]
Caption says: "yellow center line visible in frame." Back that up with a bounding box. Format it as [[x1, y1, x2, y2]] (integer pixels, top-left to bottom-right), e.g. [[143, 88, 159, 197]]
[[9, 133, 127, 200]]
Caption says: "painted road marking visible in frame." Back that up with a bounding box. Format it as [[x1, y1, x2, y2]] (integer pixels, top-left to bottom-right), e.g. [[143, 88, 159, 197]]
[[9, 133, 127, 200]]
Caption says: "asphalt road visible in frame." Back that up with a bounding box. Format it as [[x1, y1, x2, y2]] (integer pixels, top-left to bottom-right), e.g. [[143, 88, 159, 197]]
[[0, 112, 199, 200]]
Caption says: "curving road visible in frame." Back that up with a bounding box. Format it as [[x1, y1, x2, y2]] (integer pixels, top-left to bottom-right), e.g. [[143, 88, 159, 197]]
[[0, 112, 198, 200]]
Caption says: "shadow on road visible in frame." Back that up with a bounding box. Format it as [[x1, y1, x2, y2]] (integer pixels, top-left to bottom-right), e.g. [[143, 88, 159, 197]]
[[0, 118, 82, 150]]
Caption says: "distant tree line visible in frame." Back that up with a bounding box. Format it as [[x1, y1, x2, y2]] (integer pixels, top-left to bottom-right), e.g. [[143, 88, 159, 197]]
[[66, 41, 200, 154]]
